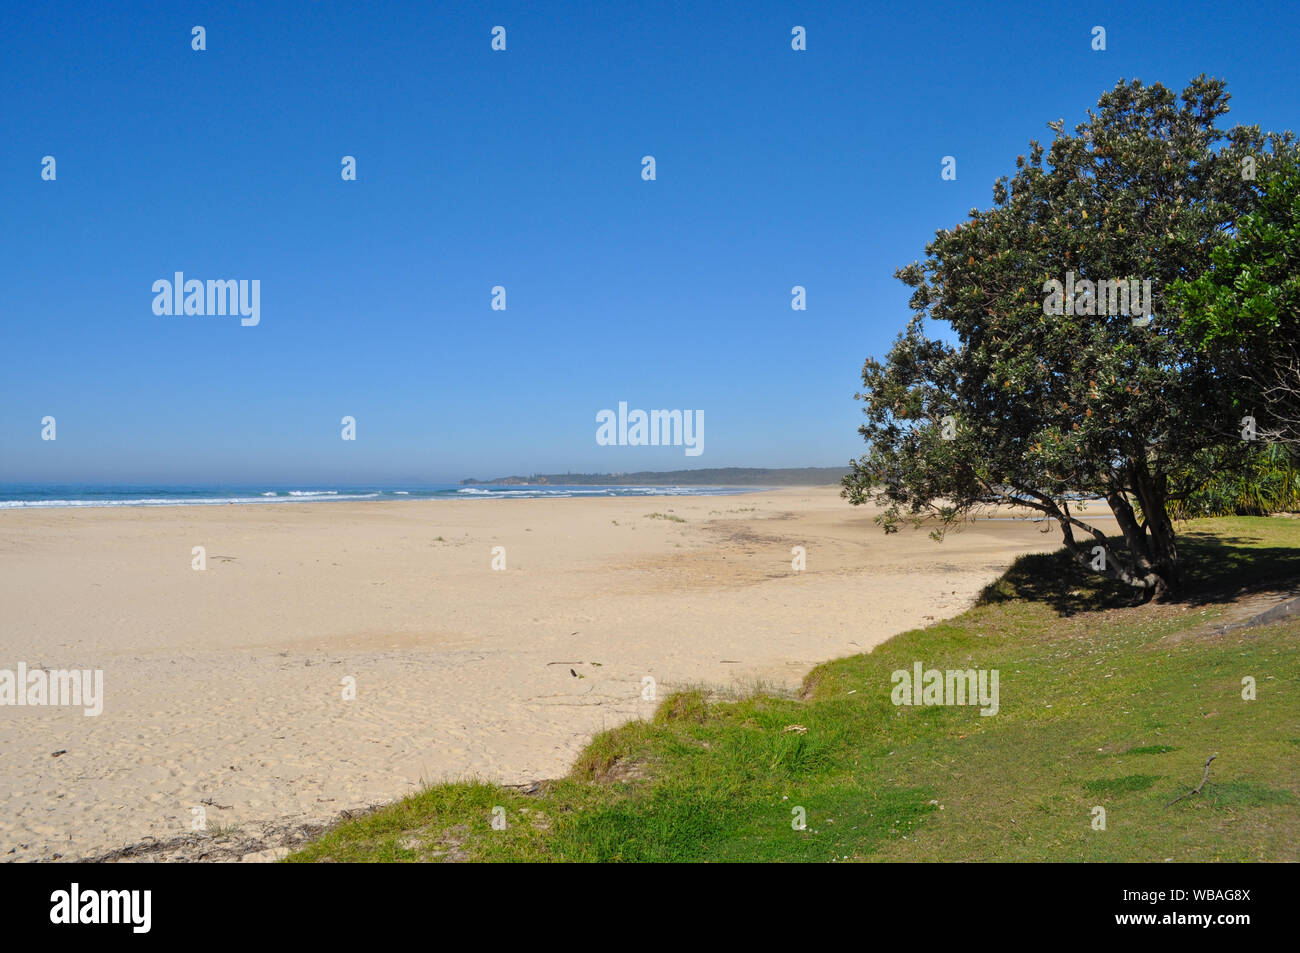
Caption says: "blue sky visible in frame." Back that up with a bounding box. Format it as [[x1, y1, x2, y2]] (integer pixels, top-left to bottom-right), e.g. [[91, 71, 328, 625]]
[[3, 0, 1297, 483]]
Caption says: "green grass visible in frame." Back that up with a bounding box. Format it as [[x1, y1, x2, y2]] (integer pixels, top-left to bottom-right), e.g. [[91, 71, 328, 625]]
[[1081, 775, 1161, 796], [1121, 745, 1177, 755], [289, 516, 1300, 863]]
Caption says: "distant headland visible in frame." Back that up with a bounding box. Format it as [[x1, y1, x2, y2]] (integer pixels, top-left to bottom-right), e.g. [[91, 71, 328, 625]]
[[459, 467, 849, 487]]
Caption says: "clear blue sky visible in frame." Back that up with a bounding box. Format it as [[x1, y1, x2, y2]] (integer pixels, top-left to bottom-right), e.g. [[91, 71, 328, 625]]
[[3, 0, 1296, 483]]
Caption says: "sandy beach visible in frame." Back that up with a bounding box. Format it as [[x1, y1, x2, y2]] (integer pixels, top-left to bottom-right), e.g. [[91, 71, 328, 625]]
[[0, 487, 1058, 861]]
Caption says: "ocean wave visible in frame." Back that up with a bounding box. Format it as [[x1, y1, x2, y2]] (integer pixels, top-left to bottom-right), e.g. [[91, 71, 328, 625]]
[[454, 485, 736, 499], [0, 484, 750, 509], [0, 493, 382, 509]]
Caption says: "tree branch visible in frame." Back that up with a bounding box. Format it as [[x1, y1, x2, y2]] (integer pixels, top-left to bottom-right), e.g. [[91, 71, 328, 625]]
[[1166, 754, 1217, 807]]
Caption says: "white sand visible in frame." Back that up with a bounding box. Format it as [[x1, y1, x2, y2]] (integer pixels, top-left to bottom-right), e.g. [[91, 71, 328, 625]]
[[0, 488, 1056, 860]]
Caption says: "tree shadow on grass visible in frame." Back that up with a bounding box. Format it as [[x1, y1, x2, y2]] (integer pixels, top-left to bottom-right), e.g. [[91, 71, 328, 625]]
[[976, 531, 1300, 616], [1177, 531, 1300, 599]]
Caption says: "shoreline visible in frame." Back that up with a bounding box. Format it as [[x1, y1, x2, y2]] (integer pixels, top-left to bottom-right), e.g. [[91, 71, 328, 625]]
[[0, 484, 778, 512]]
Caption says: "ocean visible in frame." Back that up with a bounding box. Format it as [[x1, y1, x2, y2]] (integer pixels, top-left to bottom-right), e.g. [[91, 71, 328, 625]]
[[0, 484, 755, 509]]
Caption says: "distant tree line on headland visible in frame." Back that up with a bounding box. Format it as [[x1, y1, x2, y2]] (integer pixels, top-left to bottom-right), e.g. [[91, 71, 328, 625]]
[[461, 467, 849, 486]]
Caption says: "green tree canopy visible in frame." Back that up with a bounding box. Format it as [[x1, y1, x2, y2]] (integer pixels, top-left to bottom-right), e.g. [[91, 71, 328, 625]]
[[843, 76, 1285, 599], [1173, 148, 1300, 449]]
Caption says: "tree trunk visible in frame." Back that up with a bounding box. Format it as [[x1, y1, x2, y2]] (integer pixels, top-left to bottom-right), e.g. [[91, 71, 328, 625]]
[[1131, 462, 1181, 599]]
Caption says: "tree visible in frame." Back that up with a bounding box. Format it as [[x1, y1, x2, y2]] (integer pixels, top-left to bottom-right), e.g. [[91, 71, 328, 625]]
[[843, 77, 1279, 600], [1165, 442, 1300, 519], [1172, 148, 1300, 450]]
